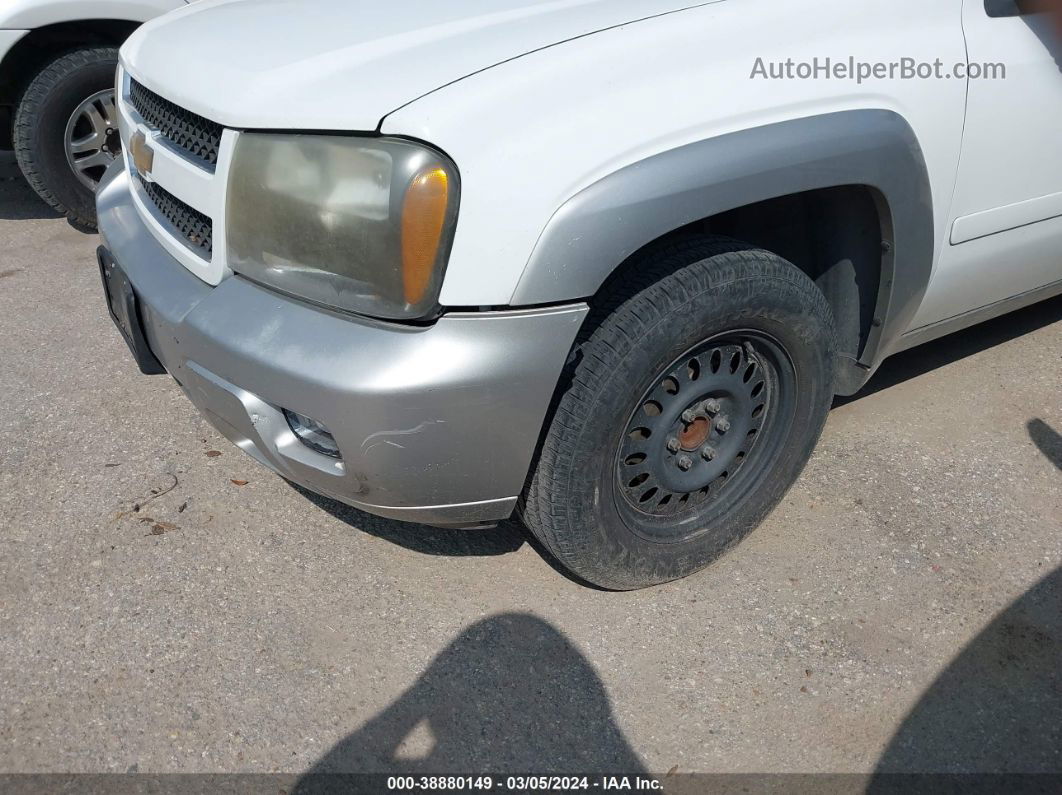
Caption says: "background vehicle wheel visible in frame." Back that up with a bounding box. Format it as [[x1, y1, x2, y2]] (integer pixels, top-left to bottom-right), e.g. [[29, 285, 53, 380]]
[[521, 237, 837, 590], [14, 47, 121, 229]]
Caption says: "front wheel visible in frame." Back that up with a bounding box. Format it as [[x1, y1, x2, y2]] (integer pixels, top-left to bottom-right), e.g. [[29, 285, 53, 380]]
[[521, 238, 837, 590], [14, 47, 121, 229]]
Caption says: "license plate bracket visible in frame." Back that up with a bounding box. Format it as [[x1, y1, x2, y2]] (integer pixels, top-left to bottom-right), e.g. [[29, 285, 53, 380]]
[[97, 247, 167, 375]]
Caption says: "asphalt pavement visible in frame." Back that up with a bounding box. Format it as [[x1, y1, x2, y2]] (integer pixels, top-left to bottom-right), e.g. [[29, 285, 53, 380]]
[[1, 152, 1060, 778]]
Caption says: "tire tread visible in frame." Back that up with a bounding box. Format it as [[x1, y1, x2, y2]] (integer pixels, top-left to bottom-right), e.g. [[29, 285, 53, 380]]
[[14, 47, 119, 228], [522, 236, 835, 589]]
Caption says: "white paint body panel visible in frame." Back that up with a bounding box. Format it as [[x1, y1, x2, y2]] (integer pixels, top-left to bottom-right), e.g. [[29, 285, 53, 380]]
[[117, 0, 1062, 344], [0, 0, 185, 29], [382, 0, 969, 307], [121, 0, 716, 130], [0, 30, 28, 62], [910, 1, 1062, 328]]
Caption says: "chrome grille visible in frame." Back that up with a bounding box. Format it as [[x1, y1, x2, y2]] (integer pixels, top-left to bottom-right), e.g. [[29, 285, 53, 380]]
[[129, 80, 223, 168]]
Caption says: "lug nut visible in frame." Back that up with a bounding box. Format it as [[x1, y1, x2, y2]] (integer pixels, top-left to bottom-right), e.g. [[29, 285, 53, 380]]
[[715, 416, 731, 433], [666, 437, 680, 453], [677, 454, 693, 471], [701, 445, 716, 461], [702, 399, 722, 415], [681, 408, 698, 424]]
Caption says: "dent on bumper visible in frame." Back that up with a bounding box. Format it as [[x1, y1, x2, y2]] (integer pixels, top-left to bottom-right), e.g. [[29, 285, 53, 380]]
[[96, 166, 588, 526]]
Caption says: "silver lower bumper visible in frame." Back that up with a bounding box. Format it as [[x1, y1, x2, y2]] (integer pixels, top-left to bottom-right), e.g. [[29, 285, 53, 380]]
[[96, 165, 587, 527]]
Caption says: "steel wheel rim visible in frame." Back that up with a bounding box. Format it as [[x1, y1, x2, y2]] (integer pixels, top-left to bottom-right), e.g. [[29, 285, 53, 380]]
[[64, 89, 121, 190], [613, 330, 797, 543]]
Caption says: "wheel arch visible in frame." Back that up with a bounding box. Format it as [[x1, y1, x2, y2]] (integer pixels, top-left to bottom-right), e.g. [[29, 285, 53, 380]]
[[0, 20, 136, 147], [511, 110, 933, 395]]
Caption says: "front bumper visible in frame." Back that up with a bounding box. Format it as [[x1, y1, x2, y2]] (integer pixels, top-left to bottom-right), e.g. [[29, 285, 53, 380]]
[[96, 164, 587, 526]]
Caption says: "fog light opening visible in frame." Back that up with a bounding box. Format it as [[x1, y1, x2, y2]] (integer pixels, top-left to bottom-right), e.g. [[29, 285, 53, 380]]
[[284, 409, 342, 459]]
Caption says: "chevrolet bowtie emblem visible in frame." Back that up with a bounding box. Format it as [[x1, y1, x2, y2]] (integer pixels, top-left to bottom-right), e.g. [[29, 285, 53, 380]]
[[130, 131, 154, 179]]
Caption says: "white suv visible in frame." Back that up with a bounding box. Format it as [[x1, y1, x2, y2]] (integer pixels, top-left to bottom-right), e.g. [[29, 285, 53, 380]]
[[0, 0, 185, 226], [97, 0, 1062, 589]]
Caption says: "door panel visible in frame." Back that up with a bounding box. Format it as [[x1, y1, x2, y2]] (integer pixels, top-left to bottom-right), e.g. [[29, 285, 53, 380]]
[[950, 189, 1062, 243], [912, 0, 1062, 328]]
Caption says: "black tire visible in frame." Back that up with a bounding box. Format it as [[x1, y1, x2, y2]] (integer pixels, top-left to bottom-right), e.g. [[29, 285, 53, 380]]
[[521, 237, 837, 590], [14, 47, 120, 229]]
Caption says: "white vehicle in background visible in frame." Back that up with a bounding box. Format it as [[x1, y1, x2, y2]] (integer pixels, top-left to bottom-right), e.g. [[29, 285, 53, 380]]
[[0, 0, 186, 227]]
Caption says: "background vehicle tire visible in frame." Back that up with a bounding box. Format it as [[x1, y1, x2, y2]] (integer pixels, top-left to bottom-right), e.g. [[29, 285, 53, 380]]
[[14, 47, 121, 229], [521, 237, 837, 590]]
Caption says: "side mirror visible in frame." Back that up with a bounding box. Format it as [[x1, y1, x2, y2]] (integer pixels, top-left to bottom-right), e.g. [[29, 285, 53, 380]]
[[987, 0, 1058, 17], [985, 0, 1022, 17]]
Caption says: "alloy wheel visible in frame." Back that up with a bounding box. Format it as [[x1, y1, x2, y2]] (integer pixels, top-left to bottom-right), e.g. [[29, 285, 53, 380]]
[[64, 89, 121, 190]]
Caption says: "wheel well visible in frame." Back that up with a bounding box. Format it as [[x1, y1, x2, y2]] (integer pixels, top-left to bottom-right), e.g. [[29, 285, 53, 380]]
[[592, 185, 889, 367], [0, 20, 137, 148]]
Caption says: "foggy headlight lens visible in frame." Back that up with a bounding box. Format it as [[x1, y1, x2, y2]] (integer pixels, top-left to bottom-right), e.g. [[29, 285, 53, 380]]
[[226, 134, 459, 320]]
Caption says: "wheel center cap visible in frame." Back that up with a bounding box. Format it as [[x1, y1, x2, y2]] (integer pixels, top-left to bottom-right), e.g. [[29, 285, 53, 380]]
[[104, 129, 121, 157], [679, 416, 711, 451]]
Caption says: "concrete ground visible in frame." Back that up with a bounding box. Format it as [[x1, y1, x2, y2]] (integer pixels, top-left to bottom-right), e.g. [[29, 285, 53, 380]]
[[1, 151, 1060, 778]]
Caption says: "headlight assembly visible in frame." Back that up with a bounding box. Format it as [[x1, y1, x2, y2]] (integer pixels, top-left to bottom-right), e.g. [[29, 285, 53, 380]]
[[226, 134, 459, 320]]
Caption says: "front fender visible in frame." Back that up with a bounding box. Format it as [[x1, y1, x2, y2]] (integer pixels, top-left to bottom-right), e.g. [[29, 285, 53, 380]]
[[511, 109, 933, 373]]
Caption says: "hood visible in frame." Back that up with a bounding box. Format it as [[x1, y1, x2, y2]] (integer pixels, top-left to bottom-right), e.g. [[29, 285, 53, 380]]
[[122, 0, 709, 130]]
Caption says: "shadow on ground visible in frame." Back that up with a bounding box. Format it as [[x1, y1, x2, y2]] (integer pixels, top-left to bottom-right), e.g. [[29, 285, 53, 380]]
[[1028, 418, 1062, 471], [870, 420, 1062, 781], [292, 613, 645, 792], [837, 294, 1062, 405], [290, 482, 525, 557], [868, 564, 1061, 780], [0, 152, 61, 222], [293, 420, 1061, 785], [0, 151, 96, 232], [288, 588, 1060, 787]]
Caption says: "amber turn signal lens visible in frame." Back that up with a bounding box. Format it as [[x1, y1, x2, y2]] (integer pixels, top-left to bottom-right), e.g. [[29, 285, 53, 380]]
[[401, 168, 450, 306]]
